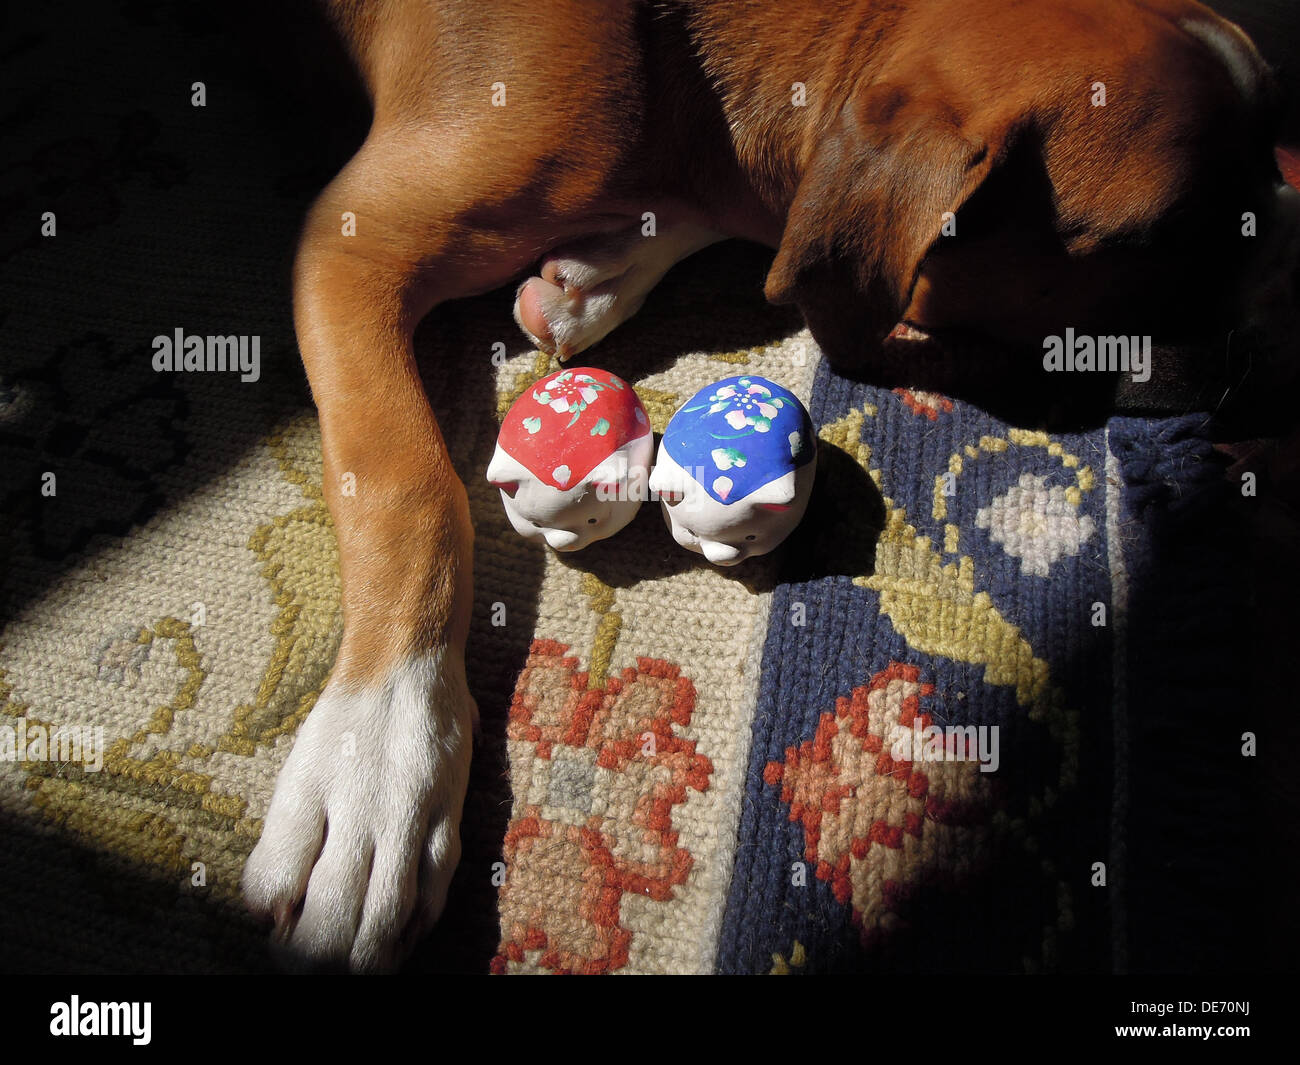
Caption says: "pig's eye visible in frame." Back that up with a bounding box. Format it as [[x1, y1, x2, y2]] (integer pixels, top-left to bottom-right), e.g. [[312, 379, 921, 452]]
[[746, 535, 757, 541], [588, 517, 598, 524], [531, 521, 542, 528]]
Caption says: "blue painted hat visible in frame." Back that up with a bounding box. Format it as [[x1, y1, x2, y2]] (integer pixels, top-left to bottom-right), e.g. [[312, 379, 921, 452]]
[[662, 376, 815, 504]]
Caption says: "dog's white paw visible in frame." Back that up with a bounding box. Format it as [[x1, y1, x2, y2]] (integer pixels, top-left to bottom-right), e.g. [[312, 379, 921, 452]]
[[241, 649, 475, 972], [513, 263, 630, 359], [513, 223, 724, 358]]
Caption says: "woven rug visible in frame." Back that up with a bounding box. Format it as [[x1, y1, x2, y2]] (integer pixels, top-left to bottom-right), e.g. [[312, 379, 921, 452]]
[[0, 0, 1272, 974]]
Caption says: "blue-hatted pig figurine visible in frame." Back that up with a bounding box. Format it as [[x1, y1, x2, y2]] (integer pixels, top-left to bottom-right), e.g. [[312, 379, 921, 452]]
[[648, 375, 815, 565]]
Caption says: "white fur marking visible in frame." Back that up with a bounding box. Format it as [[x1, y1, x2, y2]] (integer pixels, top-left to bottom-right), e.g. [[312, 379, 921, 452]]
[[241, 648, 475, 971]]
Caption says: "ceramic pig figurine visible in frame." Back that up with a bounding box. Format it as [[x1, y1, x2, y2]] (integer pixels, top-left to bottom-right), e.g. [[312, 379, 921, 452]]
[[649, 375, 815, 565], [487, 367, 653, 551]]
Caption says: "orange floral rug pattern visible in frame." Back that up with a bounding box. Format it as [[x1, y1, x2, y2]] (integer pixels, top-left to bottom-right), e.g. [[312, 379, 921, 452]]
[[492, 640, 713, 974], [764, 662, 995, 947]]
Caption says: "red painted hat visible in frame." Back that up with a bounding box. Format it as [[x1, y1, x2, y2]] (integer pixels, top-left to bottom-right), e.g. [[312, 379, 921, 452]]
[[496, 367, 651, 490]]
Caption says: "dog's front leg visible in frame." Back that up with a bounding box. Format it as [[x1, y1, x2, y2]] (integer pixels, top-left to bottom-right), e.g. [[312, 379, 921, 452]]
[[240, 140, 519, 972]]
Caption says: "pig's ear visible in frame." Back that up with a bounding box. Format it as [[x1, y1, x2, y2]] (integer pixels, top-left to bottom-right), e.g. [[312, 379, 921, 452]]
[[586, 453, 629, 495], [648, 461, 687, 505], [747, 474, 797, 508], [486, 448, 529, 495]]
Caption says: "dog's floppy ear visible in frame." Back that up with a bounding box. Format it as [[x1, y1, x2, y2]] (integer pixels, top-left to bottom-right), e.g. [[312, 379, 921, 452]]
[[764, 84, 1005, 362]]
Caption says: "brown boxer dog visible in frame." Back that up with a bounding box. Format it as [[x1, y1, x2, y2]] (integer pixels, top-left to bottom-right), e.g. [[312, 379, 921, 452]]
[[240, 0, 1296, 970]]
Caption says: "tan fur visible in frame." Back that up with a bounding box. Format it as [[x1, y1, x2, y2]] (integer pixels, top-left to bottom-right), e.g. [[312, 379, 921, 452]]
[[301, 0, 1284, 695], [301, 0, 1280, 687]]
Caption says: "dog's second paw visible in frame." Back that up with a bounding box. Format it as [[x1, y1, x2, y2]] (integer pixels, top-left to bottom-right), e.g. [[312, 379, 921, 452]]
[[241, 649, 475, 972], [513, 223, 724, 359], [513, 268, 630, 360]]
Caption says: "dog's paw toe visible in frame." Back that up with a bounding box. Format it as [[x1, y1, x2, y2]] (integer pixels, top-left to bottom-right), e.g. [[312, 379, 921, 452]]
[[241, 783, 323, 932], [513, 275, 564, 353]]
